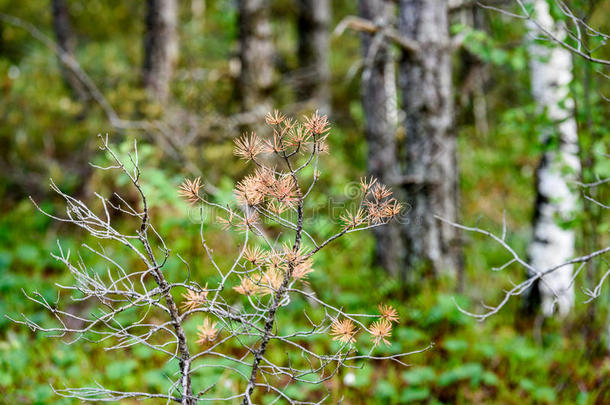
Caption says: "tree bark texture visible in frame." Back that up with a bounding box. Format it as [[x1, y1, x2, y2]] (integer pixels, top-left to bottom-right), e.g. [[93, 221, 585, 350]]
[[297, 0, 331, 113], [359, 0, 404, 276], [398, 0, 461, 280], [143, 0, 178, 102], [238, 0, 274, 113], [526, 0, 581, 317]]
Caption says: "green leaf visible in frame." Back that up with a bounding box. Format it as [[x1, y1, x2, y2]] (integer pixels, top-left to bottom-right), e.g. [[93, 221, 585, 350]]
[[374, 379, 397, 401], [443, 339, 468, 353], [402, 367, 436, 386], [482, 371, 499, 386], [106, 360, 137, 380], [400, 387, 431, 402], [438, 363, 483, 387]]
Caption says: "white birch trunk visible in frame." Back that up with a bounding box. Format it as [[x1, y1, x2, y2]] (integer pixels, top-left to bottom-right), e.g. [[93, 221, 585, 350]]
[[527, 0, 581, 317]]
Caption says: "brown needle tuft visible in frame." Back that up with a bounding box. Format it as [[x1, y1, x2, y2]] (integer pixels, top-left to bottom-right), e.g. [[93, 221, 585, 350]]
[[369, 319, 392, 346], [196, 318, 219, 345], [330, 318, 357, 344], [178, 177, 202, 205]]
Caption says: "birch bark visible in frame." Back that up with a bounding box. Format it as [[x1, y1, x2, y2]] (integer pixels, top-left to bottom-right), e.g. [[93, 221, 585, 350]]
[[527, 0, 581, 317]]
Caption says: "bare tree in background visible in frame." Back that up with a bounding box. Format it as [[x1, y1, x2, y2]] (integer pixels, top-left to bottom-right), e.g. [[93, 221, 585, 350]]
[[143, 0, 178, 102], [334, 2, 460, 281], [398, 0, 461, 279], [358, 0, 403, 277], [297, 0, 331, 113], [238, 0, 274, 113], [525, 0, 581, 317], [454, 3, 489, 137], [51, 0, 88, 102]]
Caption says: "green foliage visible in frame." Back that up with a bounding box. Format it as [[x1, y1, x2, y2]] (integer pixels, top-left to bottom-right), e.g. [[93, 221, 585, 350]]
[[452, 24, 528, 71]]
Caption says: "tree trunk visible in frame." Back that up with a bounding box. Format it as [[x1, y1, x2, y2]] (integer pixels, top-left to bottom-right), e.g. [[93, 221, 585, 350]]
[[143, 0, 178, 102], [526, 0, 581, 317], [51, 0, 88, 102], [359, 0, 403, 276], [455, 5, 489, 138], [238, 0, 274, 113], [297, 0, 331, 114], [398, 0, 461, 281]]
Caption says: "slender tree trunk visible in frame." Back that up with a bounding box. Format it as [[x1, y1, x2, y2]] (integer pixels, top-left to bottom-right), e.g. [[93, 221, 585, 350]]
[[576, 30, 603, 349], [238, 0, 274, 113], [51, 0, 88, 102], [526, 0, 581, 317], [297, 0, 331, 113], [143, 0, 178, 102], [455, 5, 489, 138], [359, 0, 403, 276], [398, 0, 460, 281]]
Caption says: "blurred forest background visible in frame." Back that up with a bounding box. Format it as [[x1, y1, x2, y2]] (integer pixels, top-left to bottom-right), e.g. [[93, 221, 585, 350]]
[[1, 0, 610, 403]]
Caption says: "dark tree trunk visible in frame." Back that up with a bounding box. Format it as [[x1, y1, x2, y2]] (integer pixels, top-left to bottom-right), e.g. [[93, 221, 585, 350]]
[[398, 0, 460, 280], [297, 0, 331, 113], [455, 5, 489, 138], [51, 0, 88, 102], [238, 0, 274, 113], [359, 0, 403, 276], [143, 0, 178, 102]]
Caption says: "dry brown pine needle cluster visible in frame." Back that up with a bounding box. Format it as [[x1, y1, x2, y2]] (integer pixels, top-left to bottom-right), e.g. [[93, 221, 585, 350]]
[[196, 317, 219, 345], [341, 177, 402, 228], [180, 284, 209, 312], [233, 246, 314, 296], [330, 304, 400, 347]]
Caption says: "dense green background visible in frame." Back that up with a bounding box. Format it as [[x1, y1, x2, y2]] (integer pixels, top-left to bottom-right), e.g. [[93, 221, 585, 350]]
[[1, 0, 610, 403]]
